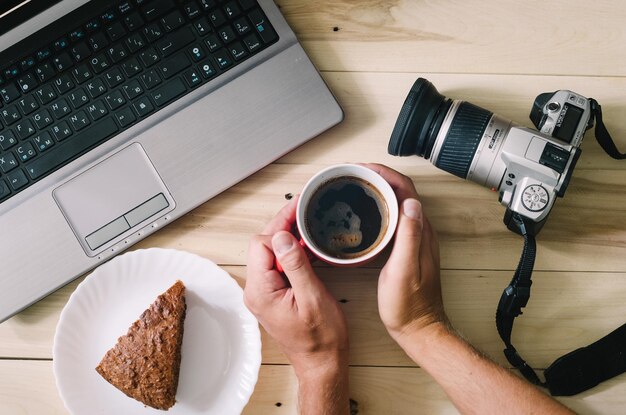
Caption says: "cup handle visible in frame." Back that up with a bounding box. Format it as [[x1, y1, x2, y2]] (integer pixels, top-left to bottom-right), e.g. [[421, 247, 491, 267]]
[[275, 238, 316, 273]]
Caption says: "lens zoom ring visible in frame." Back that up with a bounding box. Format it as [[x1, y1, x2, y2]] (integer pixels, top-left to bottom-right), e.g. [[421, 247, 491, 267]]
[[436, 102, 492, 178]]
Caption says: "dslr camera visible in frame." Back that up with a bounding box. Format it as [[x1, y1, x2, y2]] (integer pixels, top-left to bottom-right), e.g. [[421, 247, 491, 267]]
[[388, 78, 594, 235]]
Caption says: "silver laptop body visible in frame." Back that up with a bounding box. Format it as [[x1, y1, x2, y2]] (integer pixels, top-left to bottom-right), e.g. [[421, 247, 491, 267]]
[[0, 0, 343, 322]]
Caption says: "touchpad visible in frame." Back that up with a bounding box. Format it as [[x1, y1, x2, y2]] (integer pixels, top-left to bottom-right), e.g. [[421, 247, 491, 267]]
[[53, 143, 175, 256]]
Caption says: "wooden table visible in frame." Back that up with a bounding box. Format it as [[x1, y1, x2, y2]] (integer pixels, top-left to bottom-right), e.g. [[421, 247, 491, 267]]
[[2, 1, 626, 413]]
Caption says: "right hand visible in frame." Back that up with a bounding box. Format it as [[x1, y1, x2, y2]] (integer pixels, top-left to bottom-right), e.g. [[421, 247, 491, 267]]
[[361, 164, 448, 343], [243, 198, 349, 380]]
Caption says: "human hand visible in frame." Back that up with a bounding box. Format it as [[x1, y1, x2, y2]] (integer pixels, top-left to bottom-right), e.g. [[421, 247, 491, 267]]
[[360, 164, 448, 344], [244, 198, 349, 380]]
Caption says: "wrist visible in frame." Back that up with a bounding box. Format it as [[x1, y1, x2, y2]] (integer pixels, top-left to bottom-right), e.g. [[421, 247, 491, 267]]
[[394, 320, 456, 365], [295, 352, 350, 415], [292, 350, 349, 384]]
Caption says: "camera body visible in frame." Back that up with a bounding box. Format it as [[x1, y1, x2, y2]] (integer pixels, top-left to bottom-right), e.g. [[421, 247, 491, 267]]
[[478, 90, 592, 226], [388, 79, 594, 235]]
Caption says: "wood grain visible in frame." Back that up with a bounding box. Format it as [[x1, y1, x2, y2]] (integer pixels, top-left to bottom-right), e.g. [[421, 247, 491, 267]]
[[2, 361, 625, 415], [3, 0, 626, 412], [3, 267, 626, 372], [276, 0, 626, 77]]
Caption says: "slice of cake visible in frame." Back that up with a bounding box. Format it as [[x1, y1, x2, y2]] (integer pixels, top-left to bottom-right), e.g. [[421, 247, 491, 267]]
[[96, 280, 186, 410]]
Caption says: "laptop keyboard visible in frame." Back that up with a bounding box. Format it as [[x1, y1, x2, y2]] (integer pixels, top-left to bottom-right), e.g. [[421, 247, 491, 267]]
[[0, 0, 278, 203]]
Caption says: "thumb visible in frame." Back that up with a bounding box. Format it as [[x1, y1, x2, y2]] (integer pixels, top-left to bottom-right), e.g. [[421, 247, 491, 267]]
[[272, 231, 323, 296], [385, 198, 424, 278]]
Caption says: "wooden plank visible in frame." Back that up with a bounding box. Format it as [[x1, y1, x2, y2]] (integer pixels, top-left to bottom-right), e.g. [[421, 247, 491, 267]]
[[278, 72, 626, 168], [276, 0, 626, 77], [3, 268, 626, 371], [1, 360, 625, 414], [134, 162, 626, 271]]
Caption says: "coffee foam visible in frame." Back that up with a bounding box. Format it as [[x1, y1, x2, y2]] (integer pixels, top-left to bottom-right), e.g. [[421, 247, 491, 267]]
[[305, 176, 388, 259], [310, 201, 363, 252]]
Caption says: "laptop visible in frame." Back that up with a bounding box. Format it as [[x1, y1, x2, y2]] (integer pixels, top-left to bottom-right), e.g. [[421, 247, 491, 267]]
[[0, 0, 343, 322]]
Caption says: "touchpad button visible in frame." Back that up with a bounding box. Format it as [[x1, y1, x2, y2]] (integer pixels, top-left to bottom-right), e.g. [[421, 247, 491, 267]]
[[53, 143, 175, 256]]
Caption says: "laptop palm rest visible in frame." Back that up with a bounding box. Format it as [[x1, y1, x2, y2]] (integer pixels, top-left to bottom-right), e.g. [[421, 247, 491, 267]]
[[53, 143, 175, 257]]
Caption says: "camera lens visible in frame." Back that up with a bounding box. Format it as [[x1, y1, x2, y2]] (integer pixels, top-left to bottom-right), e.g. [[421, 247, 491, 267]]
[[434, 101, 493, 178], [388, 78, 494, 180], [388, 78, 452, 159]]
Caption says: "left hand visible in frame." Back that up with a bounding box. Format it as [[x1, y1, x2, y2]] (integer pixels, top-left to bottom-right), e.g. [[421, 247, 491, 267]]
[[244, 198, 349, 379]]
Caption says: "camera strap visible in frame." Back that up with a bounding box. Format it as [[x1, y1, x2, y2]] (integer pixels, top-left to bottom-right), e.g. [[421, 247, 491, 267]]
[[496, 213, 626, 395], [590, 98, 626, 159]]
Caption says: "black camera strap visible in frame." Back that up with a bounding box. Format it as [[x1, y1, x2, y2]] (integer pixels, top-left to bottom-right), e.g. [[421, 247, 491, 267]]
[[496, 213, 626, 395], [590, 98, 626, 159]]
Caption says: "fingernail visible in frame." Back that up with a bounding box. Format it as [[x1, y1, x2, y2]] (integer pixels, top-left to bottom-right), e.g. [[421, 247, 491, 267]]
[[403, 198, 422, 220], [273, 232, 295, 255]]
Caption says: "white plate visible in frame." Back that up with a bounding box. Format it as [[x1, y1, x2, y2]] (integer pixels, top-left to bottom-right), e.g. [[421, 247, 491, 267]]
[[53, 248, 261, 415]]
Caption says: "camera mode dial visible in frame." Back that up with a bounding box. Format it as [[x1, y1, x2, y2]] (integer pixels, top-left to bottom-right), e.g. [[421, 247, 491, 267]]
[[521, 184, 550, 212]]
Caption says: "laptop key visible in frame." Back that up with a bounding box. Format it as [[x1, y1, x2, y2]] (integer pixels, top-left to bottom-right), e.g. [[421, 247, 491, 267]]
[[158, 53, 191, 79], [69, 110, 90, 130], [115, 106, 136, 127], [15, 119, 36, 139], [90, 54, 111, 74], [50, 98, 72, 119], [0, 152, 19, 173], [132, 96, 154, 117], [139, 47, 160, 67], [25, 117, 118, 180], [122, 57, 143, 77], [15, 142, 37, 162], [184, 3, 201, 19], [107, 44, 129, 63], [126, 33, 147, 52], [18, 95, 39, 114], [0, 180, 10, 200], [35, 84, 58, 106], [1, 83, 21, 103], [243, 33, 261, 52], [156, 27, 195, 58], [35, 63, 56, 83], [223, 1, 241, 19], [88, 32, 109, 52], [7, 169, 29, 190], [141, 0, 175, 21], [104, 90, 126, 109], [123, 80, 144, 99], [194, 18, 212, 36], [51, 121, 72, 141], [141, 69, 161, 89], [85, 79, 107, 98], [53, 52, 73, 72], [161, 10, 186, 32], [70, 42, 91, 62], [87, 100, 108, 121], [33, 131, 55, 152], [229, 41, 248, 61], [124, 12, 144, 31], [32, 109, 54, 129], [1, 104, 21, 125], [183, 68, 202, 87], [54, 74, 75, 94], [0, 130, 18, 150], [213, 49, 232, 70], [106, 22, 127, 42], [151, 78, 186, 107], [104, 68, 125, 88], [143, 23, 164, 42], [69, 88, 89, 109], [72, 64, 93, 84]]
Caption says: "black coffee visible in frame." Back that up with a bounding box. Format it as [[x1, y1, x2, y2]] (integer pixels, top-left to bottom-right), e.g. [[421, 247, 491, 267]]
[[304, 176, 389, 259]]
